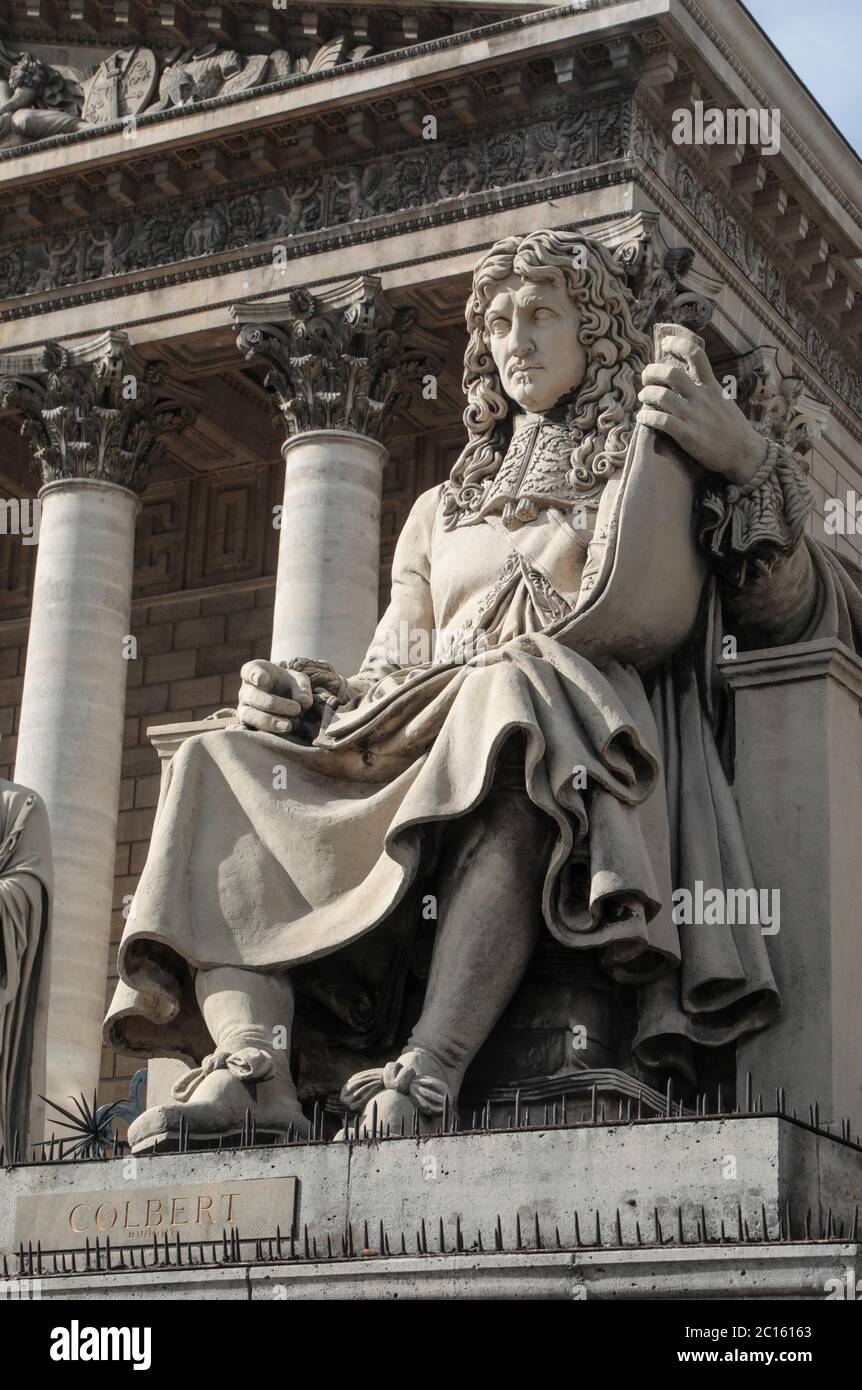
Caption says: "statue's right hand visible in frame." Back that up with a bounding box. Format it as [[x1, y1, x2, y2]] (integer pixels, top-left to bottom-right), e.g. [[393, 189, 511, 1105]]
[[237, 659, 313, 736]]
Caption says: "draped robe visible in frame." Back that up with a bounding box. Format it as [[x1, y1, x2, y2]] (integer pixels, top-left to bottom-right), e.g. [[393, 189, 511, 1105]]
[[0, 781, 51, 1155], [104, 426, 862, 1082]]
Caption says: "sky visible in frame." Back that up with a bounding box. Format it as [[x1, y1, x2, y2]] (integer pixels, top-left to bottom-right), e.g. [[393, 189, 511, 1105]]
[[741, 0, 861, 156]]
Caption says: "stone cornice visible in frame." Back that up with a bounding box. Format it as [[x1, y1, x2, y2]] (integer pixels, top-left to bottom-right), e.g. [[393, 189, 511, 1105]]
[[719, 638, 862, 705], [0, 1, 625, 177], [678, 0, 862, 244]]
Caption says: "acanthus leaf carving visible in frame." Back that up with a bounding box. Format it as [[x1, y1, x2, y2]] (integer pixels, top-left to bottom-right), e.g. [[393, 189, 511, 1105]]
[[0, 333, 197, 492], [234, 281, 437, 443]]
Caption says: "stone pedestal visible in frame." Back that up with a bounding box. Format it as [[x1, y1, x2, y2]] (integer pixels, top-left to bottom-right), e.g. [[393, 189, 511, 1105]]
[[722, 639, 862, 1133], [3, 1117, 860, 1299], [14, 479, 139, 1119], [272, 430, 387, 674]]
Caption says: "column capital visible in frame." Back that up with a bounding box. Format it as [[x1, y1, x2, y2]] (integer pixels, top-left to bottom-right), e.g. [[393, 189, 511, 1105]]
[[0, 331, 197, 494], [736, 345, 832, 463], [232, 277, 439, 444]]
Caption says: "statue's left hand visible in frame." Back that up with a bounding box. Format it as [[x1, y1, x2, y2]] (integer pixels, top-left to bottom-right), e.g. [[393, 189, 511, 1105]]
[[637, 334, 766, 486]]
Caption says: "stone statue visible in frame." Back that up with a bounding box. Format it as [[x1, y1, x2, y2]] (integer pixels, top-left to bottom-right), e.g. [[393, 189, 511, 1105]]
[[0, 46, 86, 147], [105, 229, 862, 1152], [0, 765, 52, 1157], [0, 37, 369, 147]]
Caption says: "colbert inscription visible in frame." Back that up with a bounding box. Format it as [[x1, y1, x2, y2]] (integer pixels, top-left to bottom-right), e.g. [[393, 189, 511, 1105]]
[[12, 1177, 296, 1251]]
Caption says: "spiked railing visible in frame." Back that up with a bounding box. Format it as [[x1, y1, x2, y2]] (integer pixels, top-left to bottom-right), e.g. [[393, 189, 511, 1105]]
[[4, 1198, 860, 1284], [4, 1073, 862, 1167]]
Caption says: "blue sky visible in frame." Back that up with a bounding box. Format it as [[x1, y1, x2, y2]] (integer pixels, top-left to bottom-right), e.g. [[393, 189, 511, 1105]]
[[741, 0, 861, 155]]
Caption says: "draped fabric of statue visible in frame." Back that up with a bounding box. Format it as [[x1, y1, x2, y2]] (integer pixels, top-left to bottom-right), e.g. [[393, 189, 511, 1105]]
[[0, 781, 51, 1156], [104, 430, 862, 1081]]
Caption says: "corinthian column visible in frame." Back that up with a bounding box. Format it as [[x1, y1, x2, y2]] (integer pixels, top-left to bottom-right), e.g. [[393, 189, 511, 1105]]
[[0, 335, 195, 1122], [234, 279, 434, 675]]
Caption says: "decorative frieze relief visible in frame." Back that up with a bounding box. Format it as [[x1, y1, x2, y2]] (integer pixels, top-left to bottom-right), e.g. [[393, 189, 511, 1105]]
[[0, 37, 369, 148], [0, 332, 197, 493], [0, 89, 858, 422], [0, 95, 621, 300]]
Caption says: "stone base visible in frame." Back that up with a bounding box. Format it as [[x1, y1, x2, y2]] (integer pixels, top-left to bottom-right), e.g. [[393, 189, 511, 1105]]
[[3, 1115, 860, 1299]]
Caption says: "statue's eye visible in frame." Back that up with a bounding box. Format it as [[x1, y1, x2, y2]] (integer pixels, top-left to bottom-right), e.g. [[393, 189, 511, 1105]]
[[534, 308, 556, 322], [488, 318, 510, 335]]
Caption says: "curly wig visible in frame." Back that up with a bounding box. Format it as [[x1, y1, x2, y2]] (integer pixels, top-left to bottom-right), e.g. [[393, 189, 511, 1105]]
[[442, 229, 653, 527]]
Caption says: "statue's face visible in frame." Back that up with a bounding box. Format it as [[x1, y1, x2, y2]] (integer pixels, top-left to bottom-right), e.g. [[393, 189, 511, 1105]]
[[485, 272, 587, 413]]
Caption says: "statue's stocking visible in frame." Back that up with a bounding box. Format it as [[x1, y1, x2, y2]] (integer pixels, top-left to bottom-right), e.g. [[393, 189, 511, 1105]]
[[340, 784, 554, 1135], [127, 965, 307, 1152]]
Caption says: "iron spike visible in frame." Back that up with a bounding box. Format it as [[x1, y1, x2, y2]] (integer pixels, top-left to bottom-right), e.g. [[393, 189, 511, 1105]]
[[615, 1209, 622, 1246], [744, 1071, 752, 1112], [456, 1215, 463, 1252], [477, 1230, 484, 1253], [805, 1207, 811, 1239], [555, 1224, 562, 1249], [677, 1207, 684, 1245], [562, 1093, 568, 1126], [701, 1204, 708, 1243], [438, 1217, 445, 1253], [852, 1205, 859, 1241], [534, 1213, 542, 1250], [400, 1231, 407, 1255], [421, 1218, 428, 1254], [591, 1085, 598, 1124], [514, 1089, 521, 1128], [653, 1208, 660, 1244], [737, 1203, 744, 1241], [515, 1213, 522, 1250], [665, 1077, 672, 1118], [379, 1220, 385, 1255], [303, 1224, 310, 1259], [761, 1203, 769, 1242], [495, 1215, 502, 1252], [594, 1210, 601, 1247], [575, 1211, 582, 1247]]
